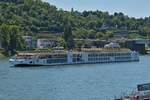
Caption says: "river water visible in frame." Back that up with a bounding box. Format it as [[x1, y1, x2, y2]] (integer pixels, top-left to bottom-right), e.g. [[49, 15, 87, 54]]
[[0, 56, 150, 100]]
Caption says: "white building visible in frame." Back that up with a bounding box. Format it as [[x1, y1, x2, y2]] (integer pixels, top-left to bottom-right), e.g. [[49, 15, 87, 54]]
[[22, 36, 33, 49], [104, 42, 120, 48], [37, 39, 58, 48], [100, 24, 109, 30]]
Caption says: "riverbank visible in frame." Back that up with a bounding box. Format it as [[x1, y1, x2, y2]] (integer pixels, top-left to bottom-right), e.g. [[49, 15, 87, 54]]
[[146, 51, 150, 54], [0, 53, 6, 59]]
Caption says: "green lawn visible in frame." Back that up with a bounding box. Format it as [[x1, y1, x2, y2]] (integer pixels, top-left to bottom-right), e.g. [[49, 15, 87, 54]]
[[0, 49, 6, 58], [146, 51, 150, 55]]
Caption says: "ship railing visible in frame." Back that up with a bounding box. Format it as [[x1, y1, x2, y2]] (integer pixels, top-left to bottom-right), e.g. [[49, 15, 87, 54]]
[[81, 48, 131, 52]]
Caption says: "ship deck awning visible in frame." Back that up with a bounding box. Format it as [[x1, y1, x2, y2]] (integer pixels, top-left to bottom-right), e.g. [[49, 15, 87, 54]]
[[17, 52, 68, 56]]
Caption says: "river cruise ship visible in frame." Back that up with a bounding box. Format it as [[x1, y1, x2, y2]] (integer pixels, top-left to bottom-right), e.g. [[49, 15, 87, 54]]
[[9, 43, 139, 66]]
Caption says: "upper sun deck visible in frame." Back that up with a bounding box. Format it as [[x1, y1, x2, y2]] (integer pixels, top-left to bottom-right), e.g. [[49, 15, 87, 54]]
[[79, 42, 131, 53], [16, 47, 132, 57], [81, 48, 131, 53], [16, 51, 67, 56]]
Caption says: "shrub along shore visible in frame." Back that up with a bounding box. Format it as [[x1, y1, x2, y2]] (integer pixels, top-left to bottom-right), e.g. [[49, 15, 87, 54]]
[[0, 53, 6, 58]]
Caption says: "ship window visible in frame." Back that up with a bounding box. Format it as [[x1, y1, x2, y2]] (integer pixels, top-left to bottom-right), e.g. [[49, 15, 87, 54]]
[[73, 54, 82, 62], [47, 58, 67, 63]]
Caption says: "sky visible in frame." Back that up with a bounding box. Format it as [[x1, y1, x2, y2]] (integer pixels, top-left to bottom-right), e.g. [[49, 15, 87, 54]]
[[43, 0, 150, 18]]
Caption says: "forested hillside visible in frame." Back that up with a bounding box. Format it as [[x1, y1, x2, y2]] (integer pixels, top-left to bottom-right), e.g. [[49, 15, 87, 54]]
[[1, 0, 150, 39]]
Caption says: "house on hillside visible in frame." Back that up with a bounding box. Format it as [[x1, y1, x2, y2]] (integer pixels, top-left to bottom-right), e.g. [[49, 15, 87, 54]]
[[37, 39, 58, 48], [22, 36, 34, 49], [100, 24, 109, 30]]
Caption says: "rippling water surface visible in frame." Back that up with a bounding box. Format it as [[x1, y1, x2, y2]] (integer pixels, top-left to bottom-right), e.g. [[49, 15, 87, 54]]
[[0, 56, 150, 100]]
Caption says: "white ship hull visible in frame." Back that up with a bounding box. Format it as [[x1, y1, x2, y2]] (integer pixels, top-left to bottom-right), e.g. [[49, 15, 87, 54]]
[[9, 51, 139, 66]]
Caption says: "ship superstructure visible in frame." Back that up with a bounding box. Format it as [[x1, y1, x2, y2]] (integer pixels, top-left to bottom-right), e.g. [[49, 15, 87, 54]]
[[9, 43, 139, 66]]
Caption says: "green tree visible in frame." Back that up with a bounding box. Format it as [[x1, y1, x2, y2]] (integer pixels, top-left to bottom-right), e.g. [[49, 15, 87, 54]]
[[96, 32, 104, 39], [63, 20, 75, 49], [0, 24, 10, 55], [0, 24, 26, 56], [1, 0, 150, 43]]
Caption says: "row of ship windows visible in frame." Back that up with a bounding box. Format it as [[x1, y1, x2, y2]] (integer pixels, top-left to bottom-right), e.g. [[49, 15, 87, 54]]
[[47, 59, 67, 63], [88, 53, 131, 57], [115, 57, 131, 60], [88, 57, 131, 61], [39, 56, 67, 59], [73, 57, 83, 62], [88, 57, 110, 61], [45, 57, 132, 63]]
